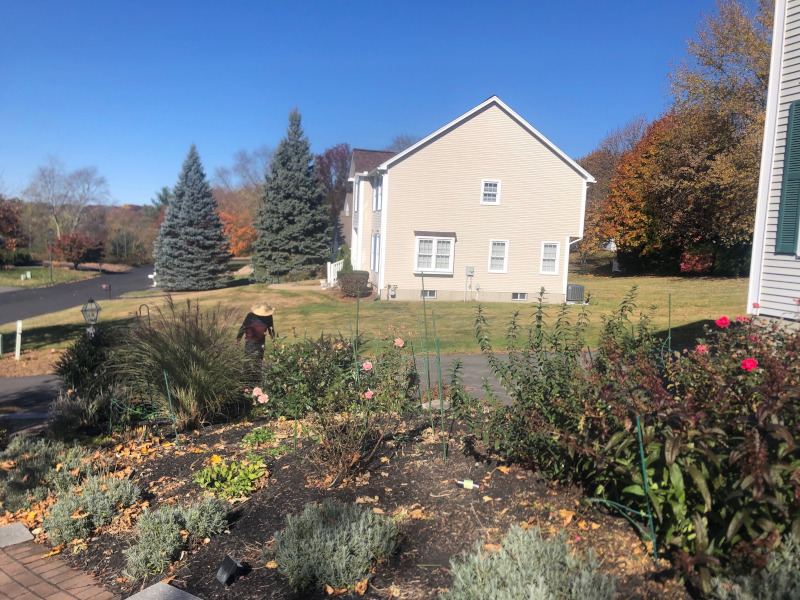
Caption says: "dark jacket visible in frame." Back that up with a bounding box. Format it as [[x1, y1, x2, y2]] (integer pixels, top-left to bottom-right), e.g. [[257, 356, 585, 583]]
[[237, 313, 275, 345]]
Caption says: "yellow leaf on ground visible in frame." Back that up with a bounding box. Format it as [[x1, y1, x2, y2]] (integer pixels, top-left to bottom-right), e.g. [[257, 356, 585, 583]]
[[409, 509, 427, 519], [591, 521, 600, 530], [496, 466, 510, 474], [483, 543, 502, 553], [70, 509, 89, 520], [372, 507, 384, 515], [210, 454, 223, 465], [380, 457, 390, 463], [558, 509, 575, 527], [482, 496, 493, 503], [578, 520, 587, 530], [325, 584, 347, 595], [355, 578, 368, 595], [27, 510, 37, 521], [41, 544, 64, 557], [162, 575, 176, 584], [190, 448, 204, 454], [0, 460, 18, 471], [265, 560, 278, 569], [54, 463, 63, 473]]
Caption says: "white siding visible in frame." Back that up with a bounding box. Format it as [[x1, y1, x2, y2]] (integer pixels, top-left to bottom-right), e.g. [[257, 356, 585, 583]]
[[753, 0, 800, 320]]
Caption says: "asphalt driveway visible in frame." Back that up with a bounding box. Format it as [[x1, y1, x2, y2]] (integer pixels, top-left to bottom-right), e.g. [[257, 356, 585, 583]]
[[0, 265, 154, 323]]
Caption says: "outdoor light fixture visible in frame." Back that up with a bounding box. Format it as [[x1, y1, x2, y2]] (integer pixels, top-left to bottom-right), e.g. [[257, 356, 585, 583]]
[[81, 298, 101, 336], [215, 555, 243, 586]]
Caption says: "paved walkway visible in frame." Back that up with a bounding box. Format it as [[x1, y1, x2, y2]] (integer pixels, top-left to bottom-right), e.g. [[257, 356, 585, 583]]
[[0, 375, 60, 434], [0, 524, 117, 600]]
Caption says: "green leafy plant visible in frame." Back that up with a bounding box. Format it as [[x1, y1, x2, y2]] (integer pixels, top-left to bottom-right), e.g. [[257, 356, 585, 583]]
[[113, 297, 247, 429], [271, 499, 398, 592], [441, 525, 616, 600], [55, 325, 126, 400], [44, 475, 140, 546], [193, 458, 267, 499], [124, 497, 227, 580], [242, 427, 276, 447]]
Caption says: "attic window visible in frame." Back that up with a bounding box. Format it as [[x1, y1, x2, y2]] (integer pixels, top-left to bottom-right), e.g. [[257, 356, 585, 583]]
[[481, 180, 500, 205]]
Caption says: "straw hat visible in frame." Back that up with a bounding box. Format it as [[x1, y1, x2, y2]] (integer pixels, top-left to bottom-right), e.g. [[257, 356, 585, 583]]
[[251, 303, 275, 317]]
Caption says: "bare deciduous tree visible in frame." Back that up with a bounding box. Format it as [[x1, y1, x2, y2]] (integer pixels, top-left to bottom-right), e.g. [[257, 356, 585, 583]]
[[23, 156, 109, 237], [384, 134, 421, 153]]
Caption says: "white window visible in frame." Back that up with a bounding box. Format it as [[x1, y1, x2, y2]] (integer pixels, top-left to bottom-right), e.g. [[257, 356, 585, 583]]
[[373, 178, 383, 211], [421, 289, 437, 299], [541, 242, 560, 274], [488, 239, 508, 273], [415, 235, 455, 274], [370, 233, 381, 272], [344, 197, 350, 217], [512, 292, 528, 301], [481, 180, 501, 205]]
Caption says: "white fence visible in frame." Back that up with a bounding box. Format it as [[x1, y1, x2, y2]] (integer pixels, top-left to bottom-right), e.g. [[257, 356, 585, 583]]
[[326, 260, 344, 287]]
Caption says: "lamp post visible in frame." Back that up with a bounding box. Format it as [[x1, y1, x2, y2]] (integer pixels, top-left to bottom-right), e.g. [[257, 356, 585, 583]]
[[81, 298, 101, 338], [47, 229, 54, 283]]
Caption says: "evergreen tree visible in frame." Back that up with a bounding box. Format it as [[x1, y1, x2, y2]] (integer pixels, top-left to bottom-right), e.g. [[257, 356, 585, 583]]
[[252, 109, 329, 282], [153, 145, 231, 290]]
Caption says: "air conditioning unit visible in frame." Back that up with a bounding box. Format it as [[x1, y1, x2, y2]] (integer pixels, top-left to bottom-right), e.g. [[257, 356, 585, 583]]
[[566, 284, 585, 304]]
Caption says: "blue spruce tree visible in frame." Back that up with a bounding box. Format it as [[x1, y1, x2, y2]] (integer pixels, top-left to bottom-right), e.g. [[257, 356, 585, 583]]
[[252, 109, 329, 282], [153, 145, 231, 290]]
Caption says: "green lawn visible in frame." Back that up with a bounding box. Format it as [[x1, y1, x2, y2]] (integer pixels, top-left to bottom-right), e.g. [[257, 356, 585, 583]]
[[0, 266, 97, 289], [1, 274, 749, 354]]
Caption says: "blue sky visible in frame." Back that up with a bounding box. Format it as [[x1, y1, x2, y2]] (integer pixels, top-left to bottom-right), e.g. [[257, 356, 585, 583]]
[[1, 1, 725, 206]]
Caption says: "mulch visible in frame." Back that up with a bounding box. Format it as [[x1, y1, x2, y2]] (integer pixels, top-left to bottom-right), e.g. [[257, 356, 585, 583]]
[[44, 415, 691, 600]]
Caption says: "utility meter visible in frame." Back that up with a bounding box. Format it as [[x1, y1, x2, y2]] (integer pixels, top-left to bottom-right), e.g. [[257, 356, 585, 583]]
[[465, 265, 475, 276]]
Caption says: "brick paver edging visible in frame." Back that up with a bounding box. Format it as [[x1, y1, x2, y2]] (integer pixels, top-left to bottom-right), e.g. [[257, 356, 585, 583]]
[[0, 541, 118, 600]]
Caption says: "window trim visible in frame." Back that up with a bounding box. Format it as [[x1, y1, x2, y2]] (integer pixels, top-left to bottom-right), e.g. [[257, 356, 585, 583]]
[[370, 232, 381, 273], [421, 289, 437, 299], [511, 292, 528, 301], [540, 241, 560, 275], [414, 234, 455, 274], [480, 179, 501, 205], [487, 239, 509, 273]]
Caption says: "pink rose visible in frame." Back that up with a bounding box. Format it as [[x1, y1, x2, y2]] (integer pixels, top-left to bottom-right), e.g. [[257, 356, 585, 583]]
[[736, 315, 750, 323], [252, 387, 263, 396], [715, 316, 730, 328], [752, 302, 760, 309], [364, 390, 374, 399], [394, 338, 404, 348], [750, 335, 758, 342], [741, 358, 758, 372], [696, 344, 708, 355], [257, 394, 269, 404], [363, 361, 373, 371], [244, 388, 250, 393]]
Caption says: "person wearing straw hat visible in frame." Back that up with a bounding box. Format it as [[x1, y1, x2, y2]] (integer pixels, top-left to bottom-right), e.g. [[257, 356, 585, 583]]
[[237, 303, 276, 364]]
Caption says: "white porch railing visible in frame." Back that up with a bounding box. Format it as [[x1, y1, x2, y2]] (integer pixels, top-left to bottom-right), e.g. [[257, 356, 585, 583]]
[[326, 260, 344, 286]]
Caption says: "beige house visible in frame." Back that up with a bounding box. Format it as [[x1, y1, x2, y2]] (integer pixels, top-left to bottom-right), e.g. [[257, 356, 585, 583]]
[[748, 0, 800, 320], [350, 96, 595, 302]]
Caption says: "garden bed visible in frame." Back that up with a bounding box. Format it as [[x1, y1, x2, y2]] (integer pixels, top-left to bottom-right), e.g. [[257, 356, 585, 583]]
[[39, 416, 688, 599]]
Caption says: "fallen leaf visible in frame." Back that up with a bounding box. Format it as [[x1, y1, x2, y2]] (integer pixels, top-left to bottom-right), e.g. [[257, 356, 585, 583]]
[[210, 454, 223, 465], [496, 466, 510, 474], [70, 509, 89, 520], [325, 584, 348, 595], [282, 465, 290, 470], [355, 496, 378, 504], [558, 509, 575, 527], [0, 460, 18, 470], [41, 544, 64, 557], [265, 560, 278, 569], [355, 577, 368, 595], [482, 496, 493, 503], [409, 509, 426, 519], [54, 463, 63, 473], [28, 510, 37, 521], [380, 457, 390, 463], [190, 448, 204, 454], [483, 543, 502, 553], [372, 507, 385, 515], [578, 520, 588, 530], [162, 575, 176, 584], [591, 522, 600, 530], [69, 468, 80, 477]]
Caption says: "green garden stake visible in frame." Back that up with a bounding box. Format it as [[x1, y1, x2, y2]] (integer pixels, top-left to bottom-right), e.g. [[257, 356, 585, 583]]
[[163, 370, 180, 446], [637, 416, 658, 564], [667, 294, 672, 353], [435, 337, 446, 463], [420, 274, 432, 390]]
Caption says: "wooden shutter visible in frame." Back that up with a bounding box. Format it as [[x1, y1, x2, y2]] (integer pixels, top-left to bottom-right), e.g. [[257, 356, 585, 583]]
[[777, 100, 800, 253]]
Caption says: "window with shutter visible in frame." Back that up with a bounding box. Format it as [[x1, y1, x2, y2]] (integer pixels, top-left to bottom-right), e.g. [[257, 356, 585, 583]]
[[777, 100, 800, 254]]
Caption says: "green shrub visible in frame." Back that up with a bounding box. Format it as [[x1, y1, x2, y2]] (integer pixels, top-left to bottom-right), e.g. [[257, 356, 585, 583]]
[[124, 499, 228, 580], [272, 499, 398, 592], [711, 534, 800, 599], [55, 325, 126, 399], [337, 244, 353, 273], [183, 496, 228, 538], [441, 526, 616, 600], [261, 334, 356, 417], [475, 289, 800, 591], [338, 271, 370, 297], [44, 475, 140, 545], [113, 297, 247, 429], [49, 384, 131, 436], [193, 458, 267, 499], [0, 248, 32, 266], [0, 437, 91, 512]]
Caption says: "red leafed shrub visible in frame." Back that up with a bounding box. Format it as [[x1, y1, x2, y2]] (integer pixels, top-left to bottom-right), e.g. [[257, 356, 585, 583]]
[[53, 233, 104, 269], [679, 251, 714, 274]]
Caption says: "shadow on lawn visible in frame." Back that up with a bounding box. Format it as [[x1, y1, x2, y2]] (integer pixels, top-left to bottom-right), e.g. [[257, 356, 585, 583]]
[[655, 319, 715, 350], [1, 317, 135, 351]]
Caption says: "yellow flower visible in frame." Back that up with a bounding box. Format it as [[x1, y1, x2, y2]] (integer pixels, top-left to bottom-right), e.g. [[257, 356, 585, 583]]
[[210, 454, 223, 465]]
